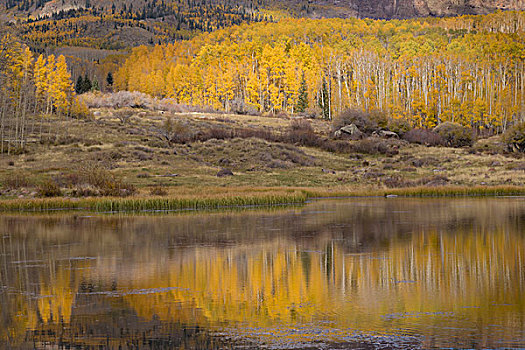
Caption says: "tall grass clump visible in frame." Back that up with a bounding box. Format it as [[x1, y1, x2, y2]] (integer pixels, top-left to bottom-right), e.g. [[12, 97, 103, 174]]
[[0, 192, 308, 212]]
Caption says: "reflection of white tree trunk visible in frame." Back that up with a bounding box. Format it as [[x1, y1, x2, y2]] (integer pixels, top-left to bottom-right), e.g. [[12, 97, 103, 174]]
[[393, 0, 397, 16]]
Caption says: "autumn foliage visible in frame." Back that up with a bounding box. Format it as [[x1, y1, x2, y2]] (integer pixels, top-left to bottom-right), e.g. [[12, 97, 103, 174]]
[[116, 12, 525, 132]]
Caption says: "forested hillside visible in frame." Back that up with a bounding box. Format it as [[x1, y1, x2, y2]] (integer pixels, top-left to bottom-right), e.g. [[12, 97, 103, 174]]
[[116, 11, 525, 131], [3, 0, 272, 51]]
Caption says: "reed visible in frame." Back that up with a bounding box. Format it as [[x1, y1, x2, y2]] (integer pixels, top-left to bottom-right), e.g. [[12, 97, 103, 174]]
[[303, 185, 525, 198], [0, 192, 308, 213], [0, 186, 524, 213]]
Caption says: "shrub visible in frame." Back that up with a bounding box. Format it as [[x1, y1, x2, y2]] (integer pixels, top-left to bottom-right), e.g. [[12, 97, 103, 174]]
[[113, 108, 135, 124], [286, 120, 320, 146], [321, 140, 353, 153], [369, 109, 389, 130], [299, 107, 322, 119], [229, 98, 259, 115], [80, 91, 200, 113], [69, 97, 93, 119], [403, 128, 444, 146], [352, 138, 399, 156], [387, 118, 412, 137], [503, 121, 525, 152], [69, 164, 136, 197], [200, 127, 233, 141], [150, 186, 168, 196], [157, 117, 192, 145], [3, 171, 32, 189], [37, 180, 62, 197], [332, 108, 378, 134], [433, 122, 473, 147], [235, 127, 276, 142]]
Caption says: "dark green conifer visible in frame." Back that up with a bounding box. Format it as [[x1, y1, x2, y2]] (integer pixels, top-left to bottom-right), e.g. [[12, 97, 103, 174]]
[[296, 72, 308, 113]]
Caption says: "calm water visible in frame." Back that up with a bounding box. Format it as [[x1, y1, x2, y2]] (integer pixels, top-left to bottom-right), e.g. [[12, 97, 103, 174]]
[[0, 198, 524, 349]]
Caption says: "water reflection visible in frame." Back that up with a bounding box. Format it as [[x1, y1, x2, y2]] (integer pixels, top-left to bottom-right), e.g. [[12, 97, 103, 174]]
[[1, 198, 524, 349]]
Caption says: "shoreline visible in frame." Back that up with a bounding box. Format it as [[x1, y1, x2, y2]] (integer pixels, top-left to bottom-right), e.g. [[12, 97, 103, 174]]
[[1, 185, 524, 213]]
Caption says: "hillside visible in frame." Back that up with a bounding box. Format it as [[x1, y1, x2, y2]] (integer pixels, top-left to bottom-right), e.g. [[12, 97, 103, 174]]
[[2, 0, 524, 22], [1, 101, 524, 202]]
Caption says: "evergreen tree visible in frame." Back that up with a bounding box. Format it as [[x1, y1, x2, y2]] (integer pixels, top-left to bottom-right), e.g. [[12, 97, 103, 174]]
[[92, 77, 99, 91], [81, 74, 91, 93], [106, 72, 113, 91], [296, 72, 308, 113], [75, 75, 83, 94]]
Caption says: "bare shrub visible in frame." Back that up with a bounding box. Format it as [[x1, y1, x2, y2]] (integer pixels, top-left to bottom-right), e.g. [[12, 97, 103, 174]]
[[403, 129, 444, 146], [229, 98, 259, 115], [235, 127, 276, 142], [80, 91, 201, 112], [383, 175, 413, 188], [352, 138, 399, 156], [198, 128, 233, 141], [156, 117, 192, 145], [3, 171, 32, 189], [298, 107, 322, 119], [321, 140, 353, 153], [285, 120, 320, 146], [113, 108, 135, 124], [150, 186, 168, 196]]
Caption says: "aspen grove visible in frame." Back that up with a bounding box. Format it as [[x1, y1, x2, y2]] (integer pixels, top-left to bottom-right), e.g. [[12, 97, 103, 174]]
[[116, 12, 525, 132]]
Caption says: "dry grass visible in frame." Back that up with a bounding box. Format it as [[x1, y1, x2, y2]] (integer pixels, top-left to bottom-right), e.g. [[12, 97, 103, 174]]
[[1, 108, 524, 206], [1, 185, 524, 212]]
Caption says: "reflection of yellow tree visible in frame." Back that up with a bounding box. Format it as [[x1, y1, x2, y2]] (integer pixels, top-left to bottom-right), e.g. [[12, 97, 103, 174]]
[[2, 200, 524, 347], [116, 227, 524, 338]]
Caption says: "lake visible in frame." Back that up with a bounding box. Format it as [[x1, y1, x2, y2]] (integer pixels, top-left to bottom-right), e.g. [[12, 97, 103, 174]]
[[0, 198, 524, 349]]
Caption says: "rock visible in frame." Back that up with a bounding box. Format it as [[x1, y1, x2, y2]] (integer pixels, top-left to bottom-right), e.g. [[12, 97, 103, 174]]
[[490, 161, 501, 167], [372, 130, 399, 138], [219, 158, 231, 165], [334, 124, 364, 139], [322, 168, 336, 174], [216, 168, 234, 177], [363, 171, 384, 179], [385, 194, 398, 198]]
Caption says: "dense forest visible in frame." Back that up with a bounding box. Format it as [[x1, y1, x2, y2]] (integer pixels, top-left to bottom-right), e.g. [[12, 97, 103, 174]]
[[116, 11, 525, 131], [4, 0, 273, 51]]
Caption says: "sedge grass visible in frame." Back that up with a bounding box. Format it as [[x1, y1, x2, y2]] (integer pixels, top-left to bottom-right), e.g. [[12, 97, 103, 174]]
[[303, 185, 525, 198], [0, 192, 308, 213], [0, 185, 524, 213]]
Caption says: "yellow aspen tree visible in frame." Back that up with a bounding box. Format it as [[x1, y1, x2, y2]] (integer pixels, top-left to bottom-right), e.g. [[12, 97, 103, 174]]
[[53, 55, 73, 115], [44, 55, 56, 115], [33, 54, 48, 108]]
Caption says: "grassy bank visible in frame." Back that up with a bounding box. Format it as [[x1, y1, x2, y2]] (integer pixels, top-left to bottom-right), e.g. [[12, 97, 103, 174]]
[[0, 185, 524, 213]]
